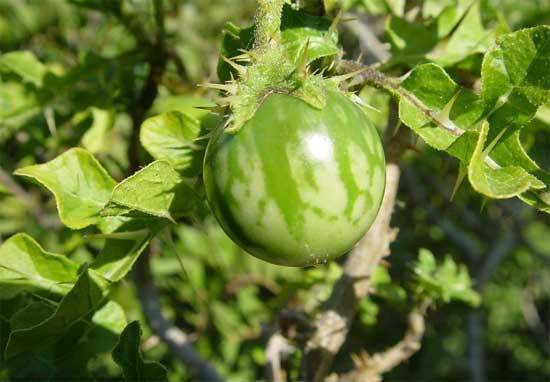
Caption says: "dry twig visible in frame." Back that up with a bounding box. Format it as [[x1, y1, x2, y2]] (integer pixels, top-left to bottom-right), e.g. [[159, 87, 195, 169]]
[[331, 303, 427, 382]]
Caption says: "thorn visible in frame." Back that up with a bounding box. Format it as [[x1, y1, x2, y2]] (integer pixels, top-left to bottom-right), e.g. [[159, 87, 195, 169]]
[[350, 93, 380, 113], [328, 10, 343, 35], [482, 126, 508, 158], [296, 39, 311, 79], [221, 56, 246, 74], [451, 165, 467, 201], [200, 82, 237, 93], [433, 90, 461, 133], [194, 132, 214, 141], [480, 197, 488, 213], [330, 67, 369, 83]]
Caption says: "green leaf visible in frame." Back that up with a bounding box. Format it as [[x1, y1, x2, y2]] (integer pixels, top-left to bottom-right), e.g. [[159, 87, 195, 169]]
[[83, 300, 128, 354], [481, 26, 550, 172], [9, 301, 56, 331], [140, 111, 220, 176], [278, 5, 339, 64], [15, 148, 116, 229], [101, 161, 197, 221], [0, 51, 48, 87], [468, 122, 545, 199], [481, 25, 550, 110], [413, 248, 480, 306], [423, 0, 456, 19], [385, 16, 438, 58], [150, 95, 217, 115], [112, 321, 168, 382], [399, 63, 484, 150], [0, 233, 80, 299], [430, 2, 504, 67], [0, 82, 39, 121], [81, 108, 116, 154], [371, 266, 406, 302], [4, 268, 109, 359], [5, 299, 126, 380], [91, 219, 164, 282], [432, 0, 477, 38]]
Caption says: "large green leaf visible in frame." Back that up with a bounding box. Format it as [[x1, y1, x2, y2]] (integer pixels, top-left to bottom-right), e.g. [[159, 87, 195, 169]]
[[4, 268, 109, 360], [0, 233, 80, 299], [112, 321, 168, 382], [385, 16, 438, 58], [398, 63, 485, 151], [481, 25, 550, 110], [468, 122, 545, 198], [101, 161, 197, 221], [15, 148, 117, 229], [5, 298, 127, 380], [140, 110, 219, 176]]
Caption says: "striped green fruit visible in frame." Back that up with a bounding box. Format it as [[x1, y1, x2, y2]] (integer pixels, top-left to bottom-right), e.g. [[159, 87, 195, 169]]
[[203, 90, 386, 266]]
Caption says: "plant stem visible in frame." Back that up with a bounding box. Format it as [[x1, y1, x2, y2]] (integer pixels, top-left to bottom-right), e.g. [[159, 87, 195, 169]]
[[338, 60, 463, 137], [254, 0, 285, 49], [128, 0, 167, 172], [133, 249, 223, 382]]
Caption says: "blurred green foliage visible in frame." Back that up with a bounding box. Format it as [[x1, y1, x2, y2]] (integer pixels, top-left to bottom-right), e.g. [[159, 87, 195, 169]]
[[0, 1, 549, 381]]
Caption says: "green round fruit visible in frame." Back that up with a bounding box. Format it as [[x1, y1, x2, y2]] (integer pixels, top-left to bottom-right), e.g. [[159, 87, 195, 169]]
[[203, 90, 386, 266]]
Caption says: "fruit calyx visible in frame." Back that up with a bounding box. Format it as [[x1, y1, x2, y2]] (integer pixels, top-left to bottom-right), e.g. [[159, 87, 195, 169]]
[[210, 0, 341, 132]]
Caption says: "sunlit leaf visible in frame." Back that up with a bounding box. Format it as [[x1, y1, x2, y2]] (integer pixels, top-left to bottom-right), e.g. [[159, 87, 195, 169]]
[[101, 161, 197, 221], [15, 148, 116, 229], [468, 122, 545, 198], [0, 233, 80, 299]]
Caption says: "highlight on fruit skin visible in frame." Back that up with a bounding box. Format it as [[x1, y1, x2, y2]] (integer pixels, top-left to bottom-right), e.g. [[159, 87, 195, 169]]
[[203, 90, 386, 267]]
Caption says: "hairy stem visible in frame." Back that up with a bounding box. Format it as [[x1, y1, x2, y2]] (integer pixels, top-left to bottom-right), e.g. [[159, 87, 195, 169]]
[[254, 0, 285, 49]]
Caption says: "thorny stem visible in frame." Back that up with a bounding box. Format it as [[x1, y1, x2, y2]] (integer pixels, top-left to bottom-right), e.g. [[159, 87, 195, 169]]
[[254, 0, 286, 49], [338, 60, 463, 137]]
